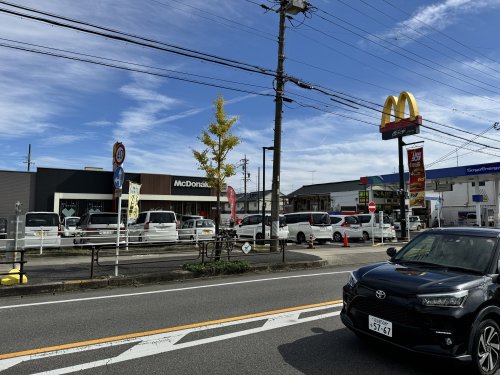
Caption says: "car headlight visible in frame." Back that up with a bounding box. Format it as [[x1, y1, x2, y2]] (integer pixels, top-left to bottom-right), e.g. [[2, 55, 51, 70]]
[[347, 271, 358, 287], [417, 290, 468, 307]]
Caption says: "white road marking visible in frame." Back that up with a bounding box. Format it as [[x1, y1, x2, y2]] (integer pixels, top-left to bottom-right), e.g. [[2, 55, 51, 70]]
[[0, 303, 342, 374], [0, 270, 350, 309]]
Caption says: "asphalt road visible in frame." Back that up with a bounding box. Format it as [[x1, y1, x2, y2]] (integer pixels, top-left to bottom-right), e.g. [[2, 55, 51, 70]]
[[0, 266, 473, 374]]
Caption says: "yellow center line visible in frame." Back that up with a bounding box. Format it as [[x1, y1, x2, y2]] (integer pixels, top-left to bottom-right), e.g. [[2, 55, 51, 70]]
[[0, 300, 342, 360]]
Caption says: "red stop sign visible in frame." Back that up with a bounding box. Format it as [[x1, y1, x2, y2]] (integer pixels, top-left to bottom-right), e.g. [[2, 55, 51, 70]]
[[368, 201, 376, 213]]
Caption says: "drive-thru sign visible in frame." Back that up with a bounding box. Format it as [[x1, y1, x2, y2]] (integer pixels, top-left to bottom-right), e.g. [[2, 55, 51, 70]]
[[368, 201, 376, 213]]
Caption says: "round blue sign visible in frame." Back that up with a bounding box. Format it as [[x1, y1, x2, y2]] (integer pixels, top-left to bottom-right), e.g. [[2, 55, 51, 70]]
[[113, 166, 125, 189]]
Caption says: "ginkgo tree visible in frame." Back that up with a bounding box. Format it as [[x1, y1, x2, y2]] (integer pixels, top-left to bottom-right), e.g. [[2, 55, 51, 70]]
[[192, 95, 240, 245]]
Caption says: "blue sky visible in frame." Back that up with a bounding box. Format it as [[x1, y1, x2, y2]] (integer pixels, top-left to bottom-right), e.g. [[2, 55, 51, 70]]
[[1, 0, 500, 195]]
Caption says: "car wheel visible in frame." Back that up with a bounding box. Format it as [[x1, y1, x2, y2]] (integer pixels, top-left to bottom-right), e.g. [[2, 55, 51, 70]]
[[138, 235, 143, 243], [472, 319, 500, 375], [190, 236, 194, 241], [362, 231, 370, 241], [417, 225, 421, 231], [256, 232, 264, 245], [333, 232, 343, 242], [296, 232, 306, 244]]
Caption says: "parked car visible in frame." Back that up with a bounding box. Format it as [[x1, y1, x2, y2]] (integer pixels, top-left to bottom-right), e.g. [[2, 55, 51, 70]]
[[341, 227, 500, 375], [76, 212, 125, 246], [178, 218, 215, 241], [284, 212, 332, 244], [357, 213, 396, 241], [394, 215, 423, 231], [176, 214, 204, 229], [329, 214, 364, 242], [24, 212, 61, 248], [61, 216, 80, 237], [128, 210, 178, 242], [0, 217, 7, 239], [236, 214, 289, 240]]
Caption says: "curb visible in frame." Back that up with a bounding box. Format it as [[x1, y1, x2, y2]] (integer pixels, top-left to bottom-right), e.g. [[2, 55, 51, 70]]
[[0, 260, 328, 298]]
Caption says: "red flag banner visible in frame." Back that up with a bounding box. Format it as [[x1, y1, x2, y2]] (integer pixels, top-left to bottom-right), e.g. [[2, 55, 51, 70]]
[[407, 147, 426, 207], [226, 186, 236, 220]]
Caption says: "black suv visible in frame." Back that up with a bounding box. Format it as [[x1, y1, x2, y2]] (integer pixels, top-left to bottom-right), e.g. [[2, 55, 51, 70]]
[[341, 227, 500, 375]]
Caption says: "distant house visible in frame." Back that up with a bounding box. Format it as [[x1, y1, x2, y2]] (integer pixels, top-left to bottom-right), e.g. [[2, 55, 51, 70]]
[[222, 190, 286, 215]]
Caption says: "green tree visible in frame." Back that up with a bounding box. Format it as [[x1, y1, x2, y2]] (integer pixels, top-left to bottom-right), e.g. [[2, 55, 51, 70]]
[[192, 95, 240, 247]]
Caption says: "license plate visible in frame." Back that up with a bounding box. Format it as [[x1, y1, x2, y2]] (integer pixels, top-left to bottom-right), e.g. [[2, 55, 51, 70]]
[[320, 227, 326, 231], [203, 230, 211, 234], [100, 230, 113, 235], [35, 231, 47, 237], [368, 315, 392, 337]]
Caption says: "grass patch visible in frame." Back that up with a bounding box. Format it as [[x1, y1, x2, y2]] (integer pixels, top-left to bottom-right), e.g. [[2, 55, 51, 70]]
[[182, 260, 250, 276]]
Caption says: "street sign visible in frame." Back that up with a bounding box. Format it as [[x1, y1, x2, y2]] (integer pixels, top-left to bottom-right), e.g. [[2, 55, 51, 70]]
[[368, 201, 376, 213], [242, 242, 252, 254], [113, 166, 125, 189], [113, 142, 126, 166]]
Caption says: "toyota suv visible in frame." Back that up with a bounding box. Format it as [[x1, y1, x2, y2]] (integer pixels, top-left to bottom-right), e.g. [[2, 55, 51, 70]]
[[341, 227, 500, 375]]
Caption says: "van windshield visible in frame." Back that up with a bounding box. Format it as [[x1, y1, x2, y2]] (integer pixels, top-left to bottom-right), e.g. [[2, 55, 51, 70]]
[[26, 213, 59, 227]]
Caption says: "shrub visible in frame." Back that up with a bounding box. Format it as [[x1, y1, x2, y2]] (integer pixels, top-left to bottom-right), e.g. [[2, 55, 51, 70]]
[[182, 260, 250, 275]]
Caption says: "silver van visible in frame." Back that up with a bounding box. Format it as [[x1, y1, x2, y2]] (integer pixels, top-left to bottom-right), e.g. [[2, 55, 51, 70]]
[[129, 211, 177, 242], [24, 212, 61, 248], [77, 212, 125, 246]]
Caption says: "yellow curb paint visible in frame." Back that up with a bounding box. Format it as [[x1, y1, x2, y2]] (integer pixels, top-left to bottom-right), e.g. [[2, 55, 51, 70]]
[[0, 300, 342, 360]]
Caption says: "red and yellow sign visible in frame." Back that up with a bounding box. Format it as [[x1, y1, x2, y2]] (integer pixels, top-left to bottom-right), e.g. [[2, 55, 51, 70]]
[[407, 147, 425, 208], [380, 91, 422, 140]]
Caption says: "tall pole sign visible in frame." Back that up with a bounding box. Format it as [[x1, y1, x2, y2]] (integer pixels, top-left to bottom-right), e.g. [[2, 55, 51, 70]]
[[112, 142, 126, 277], [379, 91, 422, 241]]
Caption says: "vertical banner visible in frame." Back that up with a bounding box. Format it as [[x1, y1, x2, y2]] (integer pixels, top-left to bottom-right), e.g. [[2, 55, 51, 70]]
[[226, 186, 236, 220], [127, 182, 141, 222], [407, 147, 426, 208]]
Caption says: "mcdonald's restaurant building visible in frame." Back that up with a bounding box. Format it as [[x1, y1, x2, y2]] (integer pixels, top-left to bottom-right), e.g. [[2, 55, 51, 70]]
[[0, 167, 225, 219]]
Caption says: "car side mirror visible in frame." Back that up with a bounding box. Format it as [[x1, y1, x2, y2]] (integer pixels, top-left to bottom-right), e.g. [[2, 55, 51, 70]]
[[386, 247, 397, 258]]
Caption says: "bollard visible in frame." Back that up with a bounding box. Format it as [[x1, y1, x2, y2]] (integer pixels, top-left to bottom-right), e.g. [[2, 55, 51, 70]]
[[307, 233, 315, 249]]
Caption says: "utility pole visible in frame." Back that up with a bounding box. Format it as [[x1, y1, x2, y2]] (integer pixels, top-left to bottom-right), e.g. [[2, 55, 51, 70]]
[[270, 0, 309, 251], [24, 144, 34, 171], [241, 155, 250, 214]]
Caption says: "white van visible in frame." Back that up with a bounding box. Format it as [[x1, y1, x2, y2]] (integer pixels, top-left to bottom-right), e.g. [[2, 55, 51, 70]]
[[236, 214, 289, 240], [128, 210, 178, 242], [284, 212, 332, 244], [24, 212, 61, 248], [357, 213, 396, 241]]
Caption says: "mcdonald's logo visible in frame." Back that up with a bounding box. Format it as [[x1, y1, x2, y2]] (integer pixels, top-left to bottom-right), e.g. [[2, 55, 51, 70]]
[[380, 91, 422, 140]]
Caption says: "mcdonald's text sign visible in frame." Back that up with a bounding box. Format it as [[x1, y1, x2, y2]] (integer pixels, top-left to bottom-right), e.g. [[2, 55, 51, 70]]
[[380, 91, 422, 140]]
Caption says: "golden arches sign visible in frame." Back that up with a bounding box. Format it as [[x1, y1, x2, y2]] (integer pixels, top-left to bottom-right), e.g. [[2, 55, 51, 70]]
[[380, 91, 422, 140]]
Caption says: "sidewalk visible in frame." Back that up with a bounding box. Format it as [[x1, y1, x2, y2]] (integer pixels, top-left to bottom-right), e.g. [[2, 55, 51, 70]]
[[0, 241, 404, 297]]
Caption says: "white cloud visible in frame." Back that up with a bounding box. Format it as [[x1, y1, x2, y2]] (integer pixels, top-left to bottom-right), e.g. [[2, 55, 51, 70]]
[[374, 0, 500, 45]]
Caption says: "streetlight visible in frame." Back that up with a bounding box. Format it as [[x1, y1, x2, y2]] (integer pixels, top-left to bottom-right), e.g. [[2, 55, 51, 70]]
[[262, 146, 274, 242]]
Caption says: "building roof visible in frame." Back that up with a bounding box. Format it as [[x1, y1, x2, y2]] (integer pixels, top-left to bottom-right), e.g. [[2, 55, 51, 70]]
[[235, 190, 283, 202], [287, 180, 363, 198]]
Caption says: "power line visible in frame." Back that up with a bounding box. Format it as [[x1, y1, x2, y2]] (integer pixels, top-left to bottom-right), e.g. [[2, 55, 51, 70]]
[[0, 37, 272, 91], [381, 0, 500, 75], [0, 42, 275, 97], [0, 2, 276, 77], [298, 22, 500, 105], [149, 0, 277, 42], [313, 9, 500, 94], [354, 0, 500, 79]]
